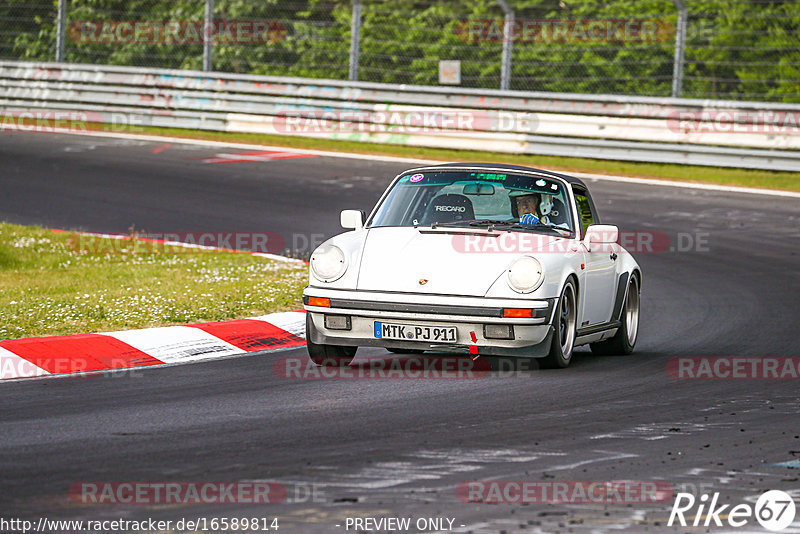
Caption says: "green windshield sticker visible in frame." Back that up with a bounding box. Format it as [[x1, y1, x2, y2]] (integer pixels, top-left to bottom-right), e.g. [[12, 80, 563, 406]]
[[469, 172, 506, 181]]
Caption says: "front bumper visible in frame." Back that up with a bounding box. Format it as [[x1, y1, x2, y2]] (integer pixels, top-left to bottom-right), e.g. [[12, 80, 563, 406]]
[[303, 287, 556, 357]]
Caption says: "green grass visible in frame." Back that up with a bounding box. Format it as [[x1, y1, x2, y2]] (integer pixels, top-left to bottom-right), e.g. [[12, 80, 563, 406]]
[[0, 223, 307, 339], [100, 124, 800, 192]]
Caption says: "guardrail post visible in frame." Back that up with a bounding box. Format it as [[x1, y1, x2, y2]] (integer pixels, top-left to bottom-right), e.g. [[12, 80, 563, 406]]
[[671, 0, 687, 98], [349, 0, 362, 81], [203, 0, 214, 72], [496, 0, 514, 91], [55, 0, 67, 62]]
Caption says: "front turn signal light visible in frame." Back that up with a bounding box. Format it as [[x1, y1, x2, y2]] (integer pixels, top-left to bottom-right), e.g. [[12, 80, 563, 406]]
[[308, 297, 331, 307], [503, 308, 533, 318]]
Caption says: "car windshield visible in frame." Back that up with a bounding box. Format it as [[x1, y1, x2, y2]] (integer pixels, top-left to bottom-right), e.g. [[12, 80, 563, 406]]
[[368, 170, 574, 234]]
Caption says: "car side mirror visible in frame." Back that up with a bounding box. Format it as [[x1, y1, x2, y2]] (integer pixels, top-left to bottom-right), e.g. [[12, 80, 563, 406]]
[[583, 224, 618, 250], [340, 209, 364, 230]]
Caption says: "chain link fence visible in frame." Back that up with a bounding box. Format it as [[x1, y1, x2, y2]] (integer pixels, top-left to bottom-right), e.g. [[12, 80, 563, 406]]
[[0, 1, 57, 61], [683, 2, 800, 102], [0, 0, 798, 102]]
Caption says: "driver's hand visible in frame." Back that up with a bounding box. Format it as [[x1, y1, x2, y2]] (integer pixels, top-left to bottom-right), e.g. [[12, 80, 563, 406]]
[[519, 213, 540, 225]]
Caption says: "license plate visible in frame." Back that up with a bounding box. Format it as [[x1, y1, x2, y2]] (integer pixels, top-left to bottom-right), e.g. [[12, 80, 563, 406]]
[[374, 321, 457, 344]]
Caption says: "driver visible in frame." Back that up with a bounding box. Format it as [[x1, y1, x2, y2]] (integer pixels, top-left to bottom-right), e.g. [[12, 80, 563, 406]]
[[515, 193, 542, 225], [515, 192, 564, 227]]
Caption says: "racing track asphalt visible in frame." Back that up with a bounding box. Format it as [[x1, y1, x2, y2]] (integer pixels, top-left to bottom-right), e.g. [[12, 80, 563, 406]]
[[1, 132, 799, 533]]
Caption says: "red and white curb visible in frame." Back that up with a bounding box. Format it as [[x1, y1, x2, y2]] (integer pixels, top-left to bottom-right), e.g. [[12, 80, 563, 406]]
[[0, 228, 308, 381], [0, 311, 306, 381]]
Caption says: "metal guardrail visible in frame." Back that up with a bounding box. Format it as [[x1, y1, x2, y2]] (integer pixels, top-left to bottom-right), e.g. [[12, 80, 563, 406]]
[[1, 61, 799, 171]]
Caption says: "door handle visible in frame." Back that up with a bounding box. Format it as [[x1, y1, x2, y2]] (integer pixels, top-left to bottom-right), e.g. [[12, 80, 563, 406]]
[[610, 252, 618, 261]]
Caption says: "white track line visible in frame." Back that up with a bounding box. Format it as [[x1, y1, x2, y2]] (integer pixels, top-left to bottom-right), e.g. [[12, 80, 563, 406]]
[[59, 129, 800, 199], [66, 129, 438, 164], [570, 171, 800, 198]]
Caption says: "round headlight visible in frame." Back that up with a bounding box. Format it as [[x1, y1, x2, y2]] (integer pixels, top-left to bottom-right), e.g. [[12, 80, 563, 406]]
[[507, 256, 543, 293], [310, 245, 346, 282]]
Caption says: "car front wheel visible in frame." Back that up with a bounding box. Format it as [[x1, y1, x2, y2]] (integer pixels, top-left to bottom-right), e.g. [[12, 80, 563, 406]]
[[306, 315, 357, 366], [542, 279, 577, 368]]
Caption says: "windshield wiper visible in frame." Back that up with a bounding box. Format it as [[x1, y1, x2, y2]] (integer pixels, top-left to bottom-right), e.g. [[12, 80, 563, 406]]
[[429, 219, 571, 236], [472, 220, 569, 235], [430, 219, 513, 228], [430, 219, 521, 231], [429, 219, 482, 228], [468, 220, 514, 226]]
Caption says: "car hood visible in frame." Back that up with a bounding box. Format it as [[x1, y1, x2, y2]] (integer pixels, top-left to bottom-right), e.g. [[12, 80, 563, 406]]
[[355, 226, 563, 297]]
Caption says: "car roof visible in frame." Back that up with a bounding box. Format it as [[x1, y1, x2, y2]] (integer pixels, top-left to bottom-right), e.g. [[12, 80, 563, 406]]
[[409, 162, 588, 188]]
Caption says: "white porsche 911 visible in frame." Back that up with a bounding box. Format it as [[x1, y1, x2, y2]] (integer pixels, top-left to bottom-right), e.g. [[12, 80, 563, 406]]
[[303, 163, 641, 368]]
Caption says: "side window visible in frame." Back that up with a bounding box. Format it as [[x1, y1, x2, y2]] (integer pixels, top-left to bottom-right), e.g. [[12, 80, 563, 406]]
[[573, 189, 597, 237]]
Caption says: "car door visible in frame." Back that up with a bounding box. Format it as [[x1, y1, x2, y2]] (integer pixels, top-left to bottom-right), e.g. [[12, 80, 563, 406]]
[[573, 186, 617, 327]]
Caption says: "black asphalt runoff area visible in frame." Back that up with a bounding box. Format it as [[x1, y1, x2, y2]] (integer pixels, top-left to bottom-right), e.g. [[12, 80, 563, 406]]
[[1, 132, 799, 532]]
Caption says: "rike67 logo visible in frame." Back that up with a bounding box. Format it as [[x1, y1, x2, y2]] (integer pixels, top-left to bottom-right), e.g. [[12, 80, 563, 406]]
[[669, 490, 796, 531]]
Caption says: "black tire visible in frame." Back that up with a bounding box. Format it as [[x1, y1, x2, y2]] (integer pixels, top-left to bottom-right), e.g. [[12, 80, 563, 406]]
[[590, 274, 640, 356], [386, 348, 426, 354], [541, 279, 578, 369], [306, 315, 356, 366]]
